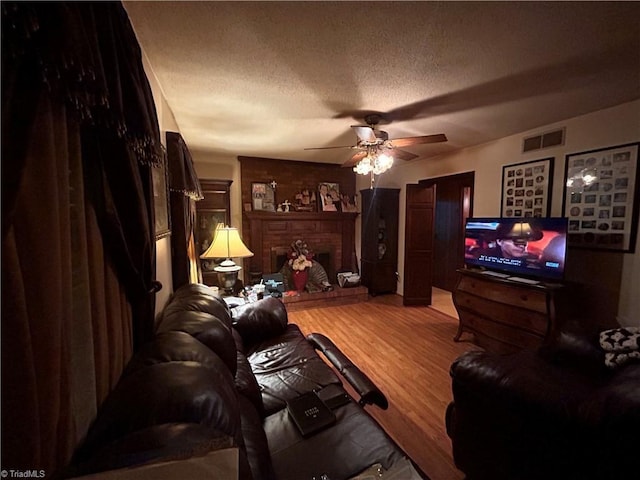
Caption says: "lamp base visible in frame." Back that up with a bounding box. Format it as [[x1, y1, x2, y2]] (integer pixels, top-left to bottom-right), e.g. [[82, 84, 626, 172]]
[[215, 261, 242, 295], [216, 270, 239, 295]]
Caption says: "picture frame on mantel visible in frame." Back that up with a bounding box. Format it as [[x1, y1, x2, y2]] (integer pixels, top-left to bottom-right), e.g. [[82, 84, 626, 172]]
[[152, 150, 171, 239], [500, 157, 554, 218], [318, 182, 341, 212], [251, 182, 276, 211], [293, 188, 317, 212], [562, 142, 639, 252]]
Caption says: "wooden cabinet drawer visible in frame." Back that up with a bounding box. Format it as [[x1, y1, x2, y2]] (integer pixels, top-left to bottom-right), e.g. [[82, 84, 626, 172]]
[[453, 269, 565, 354], [457, 276, 547, 314], [454, 291, 549, 335], [461, 310, 544, 350]]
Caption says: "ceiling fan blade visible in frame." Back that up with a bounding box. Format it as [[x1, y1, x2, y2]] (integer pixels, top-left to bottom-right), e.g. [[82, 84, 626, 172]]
[[351, 125, 377, 143], [304, 145, 354, 151], [391, 134, 447, 148], [342, 151, 367, 168], [391, 149, 419, 161]]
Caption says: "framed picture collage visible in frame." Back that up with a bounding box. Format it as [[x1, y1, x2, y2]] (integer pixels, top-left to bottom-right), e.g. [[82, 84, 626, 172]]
[[562, 142, 639, 252], [501, 157, 554, 219]]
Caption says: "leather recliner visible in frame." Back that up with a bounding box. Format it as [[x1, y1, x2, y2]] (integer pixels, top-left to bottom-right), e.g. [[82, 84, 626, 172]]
[[445, 329, 640, 480]]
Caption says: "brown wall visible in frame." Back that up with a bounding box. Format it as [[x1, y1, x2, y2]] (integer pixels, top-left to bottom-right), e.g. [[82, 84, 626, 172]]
[[238, 156, 356, 212]]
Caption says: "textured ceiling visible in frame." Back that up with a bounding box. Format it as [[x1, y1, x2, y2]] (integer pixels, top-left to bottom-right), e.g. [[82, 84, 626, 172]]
[[123, 1, 640, 166]]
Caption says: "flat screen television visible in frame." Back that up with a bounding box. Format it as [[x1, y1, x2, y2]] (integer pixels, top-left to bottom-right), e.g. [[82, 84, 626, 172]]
[[464, 217, 568, 282]]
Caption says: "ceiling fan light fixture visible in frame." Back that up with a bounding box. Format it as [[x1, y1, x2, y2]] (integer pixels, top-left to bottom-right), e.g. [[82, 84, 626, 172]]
[[374, 153, 394, 174], [353, 152, 394, 176], [353, 155, 373, 175]]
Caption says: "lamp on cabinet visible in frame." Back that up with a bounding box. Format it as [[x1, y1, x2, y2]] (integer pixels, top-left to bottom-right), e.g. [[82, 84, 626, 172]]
[[200, 225, 253, 294]]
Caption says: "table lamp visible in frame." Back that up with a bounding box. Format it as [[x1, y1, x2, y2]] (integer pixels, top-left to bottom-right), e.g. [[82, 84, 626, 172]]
[[200, 226, 253, 294]]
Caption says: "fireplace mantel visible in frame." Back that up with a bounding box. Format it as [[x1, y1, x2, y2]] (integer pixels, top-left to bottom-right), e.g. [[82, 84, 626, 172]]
[[244, 211, 358, 282], [245, 211, 358, 222]]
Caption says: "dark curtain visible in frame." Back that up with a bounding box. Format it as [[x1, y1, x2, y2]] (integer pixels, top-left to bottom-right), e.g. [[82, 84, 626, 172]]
[[166, 131, 203, 288], [2, 2, 161, 475]]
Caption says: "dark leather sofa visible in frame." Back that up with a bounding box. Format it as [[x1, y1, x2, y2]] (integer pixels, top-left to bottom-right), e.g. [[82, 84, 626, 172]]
[[65, 283, 424, 479], [445, 329, 640, 480]]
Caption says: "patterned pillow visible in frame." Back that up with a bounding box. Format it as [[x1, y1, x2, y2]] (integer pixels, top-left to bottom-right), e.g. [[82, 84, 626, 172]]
[[599, 327, 640, 368], [604, 351, 640, 369]]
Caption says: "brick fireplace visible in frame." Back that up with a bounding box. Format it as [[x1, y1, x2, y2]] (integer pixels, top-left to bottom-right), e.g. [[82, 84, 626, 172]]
[[244, 211, 358, 283], [270, 246, 333, 278]]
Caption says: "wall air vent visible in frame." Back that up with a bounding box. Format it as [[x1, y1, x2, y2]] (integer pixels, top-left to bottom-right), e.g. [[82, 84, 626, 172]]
[[522, 127, 565, 153]]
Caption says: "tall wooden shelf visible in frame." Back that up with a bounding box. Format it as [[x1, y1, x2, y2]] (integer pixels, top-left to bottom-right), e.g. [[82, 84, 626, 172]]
[[195, 179, 232, 286], [360, 188, 400, 295]]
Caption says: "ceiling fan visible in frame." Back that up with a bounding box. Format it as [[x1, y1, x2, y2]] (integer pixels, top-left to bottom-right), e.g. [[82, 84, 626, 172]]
[[305, 113, 447, 170]]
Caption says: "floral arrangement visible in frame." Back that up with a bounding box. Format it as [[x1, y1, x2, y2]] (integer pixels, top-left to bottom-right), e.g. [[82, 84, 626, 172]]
[[288, 239, 313, 271], [290, 255, 313, 271]]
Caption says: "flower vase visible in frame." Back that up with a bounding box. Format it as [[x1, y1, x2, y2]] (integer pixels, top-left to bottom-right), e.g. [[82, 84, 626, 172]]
[[293, 269, 308, 292]]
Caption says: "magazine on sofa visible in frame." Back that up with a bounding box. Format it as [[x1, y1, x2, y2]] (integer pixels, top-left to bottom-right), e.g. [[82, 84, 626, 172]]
[[286, 391, 336, 437]]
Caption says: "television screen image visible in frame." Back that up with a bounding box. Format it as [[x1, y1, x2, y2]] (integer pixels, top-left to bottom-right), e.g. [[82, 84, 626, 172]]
[[464, 217, 568, 281]]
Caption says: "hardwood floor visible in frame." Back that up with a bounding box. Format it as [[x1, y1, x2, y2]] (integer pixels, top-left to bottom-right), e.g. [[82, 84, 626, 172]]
[[288, 293, 481, 480], [430, 287, 459, 319]]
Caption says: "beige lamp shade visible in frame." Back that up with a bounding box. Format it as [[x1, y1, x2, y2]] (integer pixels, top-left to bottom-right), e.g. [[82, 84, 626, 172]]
[[200, 226, 253, 294], [200, 226, 253, 261]]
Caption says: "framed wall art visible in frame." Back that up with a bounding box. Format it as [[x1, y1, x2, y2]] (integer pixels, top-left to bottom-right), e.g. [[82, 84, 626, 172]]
[[152, 151, 171, 239], [501, 157, 554, 218], [251, 182, 276, 211], [562, 142, 639, 252], [318, 182, 341, 211], [293, 188, 317, 212]]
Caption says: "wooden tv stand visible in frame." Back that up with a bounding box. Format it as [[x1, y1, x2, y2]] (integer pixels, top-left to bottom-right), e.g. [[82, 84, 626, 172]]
[[452, 268, 566, 354]]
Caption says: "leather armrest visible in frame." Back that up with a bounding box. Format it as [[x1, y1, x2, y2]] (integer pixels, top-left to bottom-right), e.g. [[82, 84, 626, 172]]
[[450, 349, 606, 415], [306, 333, 388, 409], [538, 330, 605, 374]]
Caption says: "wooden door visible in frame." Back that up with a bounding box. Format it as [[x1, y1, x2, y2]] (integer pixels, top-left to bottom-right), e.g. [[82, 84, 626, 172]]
[[420, 172, 474, 292], [403, 183, 435, 306]]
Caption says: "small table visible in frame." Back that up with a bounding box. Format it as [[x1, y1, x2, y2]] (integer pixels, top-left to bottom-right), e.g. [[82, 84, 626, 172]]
[[222, 295, 246, 309]]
